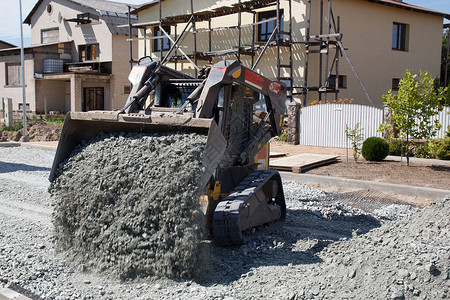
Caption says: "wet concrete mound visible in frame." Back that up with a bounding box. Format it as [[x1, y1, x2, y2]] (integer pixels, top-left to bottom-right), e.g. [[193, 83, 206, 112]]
[[49, 132, 208, 279]]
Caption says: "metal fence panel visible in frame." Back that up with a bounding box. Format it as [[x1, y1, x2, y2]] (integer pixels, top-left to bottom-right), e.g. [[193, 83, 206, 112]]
[[299, 105, 450, 148], [419, 106, 450, 139], [299, 104, 384, 148]]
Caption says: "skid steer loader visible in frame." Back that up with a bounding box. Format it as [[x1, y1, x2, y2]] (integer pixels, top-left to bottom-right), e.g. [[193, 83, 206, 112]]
[[50, 57, 287, 246]]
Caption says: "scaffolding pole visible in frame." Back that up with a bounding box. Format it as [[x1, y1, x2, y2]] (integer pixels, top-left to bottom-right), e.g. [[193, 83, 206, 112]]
[[127, 0, 348, 106], [326, 17, 374, 106], [303, 0, 311, 106], [276, 0, 281, 79], [324, 0, 331, 101], [190, 0, 198, 77], [127, 5, 133, 70]]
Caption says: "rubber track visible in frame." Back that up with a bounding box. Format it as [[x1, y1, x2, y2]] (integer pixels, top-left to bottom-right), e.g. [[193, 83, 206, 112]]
[[212, 169, 281, 246]]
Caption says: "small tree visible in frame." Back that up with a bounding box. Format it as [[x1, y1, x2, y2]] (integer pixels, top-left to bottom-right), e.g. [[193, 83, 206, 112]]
[[380, 71, 447, 166], [345, 123, 364, 162]]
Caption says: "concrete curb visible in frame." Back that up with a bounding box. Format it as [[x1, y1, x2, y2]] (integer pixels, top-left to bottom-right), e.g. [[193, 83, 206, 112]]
[[0, 286, 32, 300], [280, 171, 450, 200], [0, 142, 21, 148], [0, 142, 57, 151], [20, 142, 58, 151]]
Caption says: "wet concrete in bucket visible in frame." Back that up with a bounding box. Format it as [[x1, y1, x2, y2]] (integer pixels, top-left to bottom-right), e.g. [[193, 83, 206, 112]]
[[49, 132, 208, 280]]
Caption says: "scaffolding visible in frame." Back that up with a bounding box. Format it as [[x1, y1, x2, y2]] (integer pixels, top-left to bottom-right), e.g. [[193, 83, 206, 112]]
[[127, 0, 355, 106]]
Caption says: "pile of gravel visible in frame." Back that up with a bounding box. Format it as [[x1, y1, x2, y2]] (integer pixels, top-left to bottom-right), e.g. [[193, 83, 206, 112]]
[[314, 196, 449, 300], [49, 132, 208, 279]]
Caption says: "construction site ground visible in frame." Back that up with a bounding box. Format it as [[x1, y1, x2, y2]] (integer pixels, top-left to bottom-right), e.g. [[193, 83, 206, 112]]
[[5, 139, 450, 191], [0, 140, 449, 299], [270, 141, 450, 206], [3, 139, 449, 207]]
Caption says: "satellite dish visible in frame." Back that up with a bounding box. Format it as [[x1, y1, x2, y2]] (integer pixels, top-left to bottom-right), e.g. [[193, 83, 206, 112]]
[[58, 12, 62, 23]]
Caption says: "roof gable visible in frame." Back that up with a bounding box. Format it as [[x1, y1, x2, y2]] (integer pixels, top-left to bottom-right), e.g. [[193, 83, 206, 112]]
[[363, 0, 450, 20], [0, 40, 16, 49], [24, 0, 138, 36], [24, 0, 137, 24]]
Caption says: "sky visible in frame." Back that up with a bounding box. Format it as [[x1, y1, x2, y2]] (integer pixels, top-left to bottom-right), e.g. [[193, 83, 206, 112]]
[[0, 0, 149, 46], [0, 0, 449, 47]]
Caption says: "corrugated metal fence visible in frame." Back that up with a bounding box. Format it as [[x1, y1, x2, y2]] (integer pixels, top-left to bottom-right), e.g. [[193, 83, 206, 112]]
[[298, 104, 450, 148], [427, 107, 450, 139]]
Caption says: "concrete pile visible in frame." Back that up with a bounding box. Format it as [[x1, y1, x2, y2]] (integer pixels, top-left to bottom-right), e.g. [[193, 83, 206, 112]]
[[49, 132, 207, 279]]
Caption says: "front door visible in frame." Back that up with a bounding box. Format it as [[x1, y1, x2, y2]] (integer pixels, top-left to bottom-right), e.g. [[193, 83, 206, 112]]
[[83, 87, 104, 111]]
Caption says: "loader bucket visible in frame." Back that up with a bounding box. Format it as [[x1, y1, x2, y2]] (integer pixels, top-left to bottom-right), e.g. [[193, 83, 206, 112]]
[[49, 110, 226, 186]]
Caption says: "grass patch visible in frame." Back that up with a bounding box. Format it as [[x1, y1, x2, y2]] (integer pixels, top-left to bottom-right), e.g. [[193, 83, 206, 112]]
[[44, 114, 65, 126], [1, 120, 23, 132], [1, 114, 65, 132]]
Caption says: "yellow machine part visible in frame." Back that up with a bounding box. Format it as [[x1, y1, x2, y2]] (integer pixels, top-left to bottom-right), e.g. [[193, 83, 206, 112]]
[[199, 181, 230, 217]]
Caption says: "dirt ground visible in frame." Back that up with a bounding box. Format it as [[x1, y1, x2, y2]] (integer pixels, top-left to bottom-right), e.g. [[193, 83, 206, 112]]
[[2, 122, 448, 193], [1, 121, 61, 142], [2, 121, 448, 193], [270, 141, 450, 191]]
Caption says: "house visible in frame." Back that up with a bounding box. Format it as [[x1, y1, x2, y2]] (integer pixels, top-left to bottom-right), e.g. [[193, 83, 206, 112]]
[[131, 0, 449, 108], [0, 41, 16, 49], [0, 0, 138, 117]]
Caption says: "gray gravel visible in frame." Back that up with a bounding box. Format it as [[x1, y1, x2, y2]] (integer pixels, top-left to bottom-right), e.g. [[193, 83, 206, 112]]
[[0, 145, 448, 300], [50, 132, 207, 280]]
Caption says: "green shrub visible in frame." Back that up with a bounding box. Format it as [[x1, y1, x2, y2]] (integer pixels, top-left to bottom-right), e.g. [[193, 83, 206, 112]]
[[428, 139, 442, 157], [389, 140, 414, 157], [388, 139, 410, 156], [362, 137, 390, 161], [345, 123, 364, 162], [276, 130, 288, 142], [435, 137, 450, 160], [415, 142, 434, 158], [414, 138, 450, 160], [1, 120, 23, 132], [45, 114, 65, 126]]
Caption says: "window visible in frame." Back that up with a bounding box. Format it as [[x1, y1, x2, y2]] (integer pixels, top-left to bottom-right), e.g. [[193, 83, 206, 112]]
[[392, 23, 408, 51], [41, 28, 59, 44], [18, 103, 30, 111], [153, 26, 171, 52], [123, 85, 131, 94], [83, 87, 104, 111], [258, 10, 283, 42], [5, 63, 21, 86], [79, 44, 99, 62], [392, 78, 401, 91], [329, 75, 347, 89]]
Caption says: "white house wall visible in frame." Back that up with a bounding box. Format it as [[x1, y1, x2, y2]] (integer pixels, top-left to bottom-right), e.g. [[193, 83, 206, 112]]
[[306, 0, 444, 107], [0, 54, 36, 113], [30, 0, 113, 62], [111, 34, 138, 110]]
